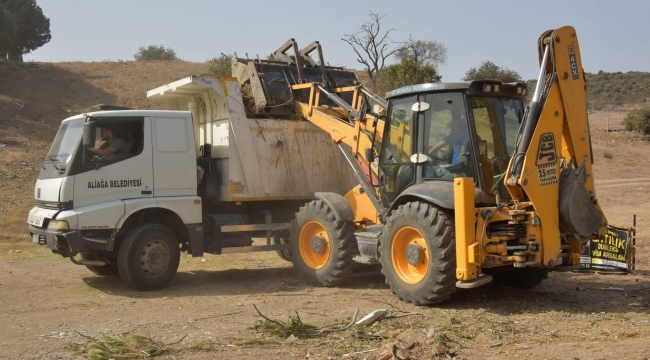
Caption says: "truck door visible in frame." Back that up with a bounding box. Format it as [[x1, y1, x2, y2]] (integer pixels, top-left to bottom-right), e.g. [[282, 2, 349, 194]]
[[74, 116, 154, 229], [151, 116, 197, 197]]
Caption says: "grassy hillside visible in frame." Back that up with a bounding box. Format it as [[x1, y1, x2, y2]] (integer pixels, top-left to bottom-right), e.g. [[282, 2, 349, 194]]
[[586, 71, 650, 109], [523, 71, 650, 109]]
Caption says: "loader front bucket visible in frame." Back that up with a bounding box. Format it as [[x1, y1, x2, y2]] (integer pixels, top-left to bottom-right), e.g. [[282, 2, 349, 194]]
[[558, 161, 604, 237], [231, 39, 359, 117]]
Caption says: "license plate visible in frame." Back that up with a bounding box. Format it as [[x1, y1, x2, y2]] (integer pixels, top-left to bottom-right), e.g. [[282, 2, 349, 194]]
[[28, 214, 44, 227], [32, 234, 39, 243]]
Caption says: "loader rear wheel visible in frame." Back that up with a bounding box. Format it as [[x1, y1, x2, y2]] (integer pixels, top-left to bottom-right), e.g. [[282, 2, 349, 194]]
[[483, 267, 549, 289], [289, 200, 357, 287], [117, 223, 180, 291], [378, 201, 456, 305]]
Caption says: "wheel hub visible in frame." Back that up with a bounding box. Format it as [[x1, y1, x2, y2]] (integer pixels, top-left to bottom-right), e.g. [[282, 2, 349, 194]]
[[140, 239, 170, 278], [310, 235, 326, 254], [405, 243, 424, 266]]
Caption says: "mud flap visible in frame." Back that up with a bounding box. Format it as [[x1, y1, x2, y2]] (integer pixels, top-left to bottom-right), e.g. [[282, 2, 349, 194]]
[[558, 161, 603, 237]]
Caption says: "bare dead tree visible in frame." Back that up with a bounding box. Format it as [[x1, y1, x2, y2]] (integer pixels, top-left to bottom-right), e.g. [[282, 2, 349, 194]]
[[342, 12, 399, 89], [395, 34, 448, 69]]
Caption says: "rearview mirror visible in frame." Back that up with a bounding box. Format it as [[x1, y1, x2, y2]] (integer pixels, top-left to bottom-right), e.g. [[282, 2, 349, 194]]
[[83, 119, 96, 147]]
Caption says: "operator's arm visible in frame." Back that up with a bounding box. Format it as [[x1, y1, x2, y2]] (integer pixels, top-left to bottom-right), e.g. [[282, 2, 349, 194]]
[[428, 140, 448, 155]]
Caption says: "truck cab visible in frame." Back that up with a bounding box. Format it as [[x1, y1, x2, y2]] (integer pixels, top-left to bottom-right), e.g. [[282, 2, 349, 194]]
[[28, 110, 202, 287]]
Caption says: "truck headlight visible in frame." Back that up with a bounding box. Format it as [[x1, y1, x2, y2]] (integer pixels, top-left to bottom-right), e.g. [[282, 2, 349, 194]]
[[47, 220, 69, 231]]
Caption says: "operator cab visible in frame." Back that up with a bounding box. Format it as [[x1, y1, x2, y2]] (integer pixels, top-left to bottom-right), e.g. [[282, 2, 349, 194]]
[[379, 81, 527, 209]]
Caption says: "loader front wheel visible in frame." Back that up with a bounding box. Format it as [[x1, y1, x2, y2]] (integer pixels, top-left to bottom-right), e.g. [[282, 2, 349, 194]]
[[289, 200, 357, 287], [378, 201, 456, 305]]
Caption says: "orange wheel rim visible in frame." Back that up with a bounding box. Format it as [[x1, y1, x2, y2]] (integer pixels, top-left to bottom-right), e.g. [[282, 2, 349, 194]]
[[299, 221, 330, 269], [391, 226, 429, 284]]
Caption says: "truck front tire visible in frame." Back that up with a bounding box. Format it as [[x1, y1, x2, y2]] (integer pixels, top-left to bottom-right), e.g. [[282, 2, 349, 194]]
[[117, 223, 180, 291]]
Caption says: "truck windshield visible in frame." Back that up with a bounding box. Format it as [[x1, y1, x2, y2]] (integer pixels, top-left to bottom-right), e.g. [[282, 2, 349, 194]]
[[45, 119, 84, 165], [470, 97, 524, 196]]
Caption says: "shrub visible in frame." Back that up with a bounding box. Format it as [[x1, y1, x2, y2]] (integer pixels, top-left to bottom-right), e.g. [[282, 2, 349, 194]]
[[622, 107, 650, 135], [208, 53, 232, 77], [134, 45, 177, 61]]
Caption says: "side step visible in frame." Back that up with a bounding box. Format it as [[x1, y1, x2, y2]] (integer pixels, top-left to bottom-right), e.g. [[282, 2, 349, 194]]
[[456, 274, 493, 289]]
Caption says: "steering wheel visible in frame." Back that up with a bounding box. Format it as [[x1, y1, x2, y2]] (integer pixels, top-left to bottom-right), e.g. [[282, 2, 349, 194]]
[[427, 148, 448, 164], [84, 147, 102, 162]]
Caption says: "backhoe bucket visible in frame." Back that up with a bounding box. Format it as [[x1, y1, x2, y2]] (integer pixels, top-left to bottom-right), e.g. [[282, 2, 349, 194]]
[[558, 161, 604, 237]]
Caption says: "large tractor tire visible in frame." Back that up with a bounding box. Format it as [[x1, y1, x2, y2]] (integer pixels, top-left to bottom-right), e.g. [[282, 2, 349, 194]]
[[82, 254, 118, 276], [378, 201, 456, 305], [483, 266, 549, 289], [117, 223, 180, 291], [289, 200, 357, 287]]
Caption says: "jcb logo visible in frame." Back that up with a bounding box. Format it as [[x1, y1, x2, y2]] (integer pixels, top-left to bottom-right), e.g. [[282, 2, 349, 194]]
[[568, 45, 579, 80], [536, 133, 556, 166]]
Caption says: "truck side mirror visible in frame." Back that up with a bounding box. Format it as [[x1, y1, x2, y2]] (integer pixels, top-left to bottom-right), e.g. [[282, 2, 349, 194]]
[[83, 120, 96, 147]]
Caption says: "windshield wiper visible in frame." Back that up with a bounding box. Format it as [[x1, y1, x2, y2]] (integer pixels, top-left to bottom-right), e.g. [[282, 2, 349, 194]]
[[47, 156, 61, 171]]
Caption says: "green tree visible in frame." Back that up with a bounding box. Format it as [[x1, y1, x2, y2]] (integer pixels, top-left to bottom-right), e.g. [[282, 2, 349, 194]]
[[208, 53, 232, 77], [134, 45, 177, 61], [0, 3, 16, 59], [395, 34, 447, 69], [462, 60, 523, 83], [622, 107, 650, 135], [377, 58, 441, 95], [1, 0, 51, 62]]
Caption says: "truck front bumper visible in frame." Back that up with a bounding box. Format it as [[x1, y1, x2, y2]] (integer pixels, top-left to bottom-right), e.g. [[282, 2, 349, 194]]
[[29, 226, 113, 255]]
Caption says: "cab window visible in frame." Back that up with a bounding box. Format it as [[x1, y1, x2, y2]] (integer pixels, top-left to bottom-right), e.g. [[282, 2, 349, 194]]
[[86, 119, 144, 162], [422, 92, 475, 181]]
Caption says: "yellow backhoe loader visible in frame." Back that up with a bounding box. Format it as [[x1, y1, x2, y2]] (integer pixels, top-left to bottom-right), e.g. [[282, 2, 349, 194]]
[[234, 26, 610, 305]]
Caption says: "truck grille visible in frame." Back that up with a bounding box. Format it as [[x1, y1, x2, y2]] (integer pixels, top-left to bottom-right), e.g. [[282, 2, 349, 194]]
[[35, 200, 73, 211]]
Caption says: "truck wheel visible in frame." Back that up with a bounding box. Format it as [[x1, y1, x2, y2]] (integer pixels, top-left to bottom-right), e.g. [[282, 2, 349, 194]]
[[273, 232, 292, 262], [82, 254, 118, 276], [483, 267, 549, 289], [117, 224, 180, 291], [378, 201, 456, 305], [289, 200, 357, 287]]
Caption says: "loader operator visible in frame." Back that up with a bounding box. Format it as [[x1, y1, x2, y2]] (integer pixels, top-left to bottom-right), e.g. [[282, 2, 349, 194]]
[[85, 125, 130, 159], [427, 113, 470, 165]]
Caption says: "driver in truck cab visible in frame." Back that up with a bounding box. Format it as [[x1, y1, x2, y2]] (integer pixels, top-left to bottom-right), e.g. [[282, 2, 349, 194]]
[[85, 125, 130, 159]]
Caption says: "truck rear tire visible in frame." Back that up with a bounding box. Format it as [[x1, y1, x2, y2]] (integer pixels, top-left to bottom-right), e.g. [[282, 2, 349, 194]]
[[483, 266, 549, 289], [117, 223, 180, 291], [378, 201, 456, 305], [273, 232, 292, 262], [82, 254, 118, 276], [289, 200, 357, 287]]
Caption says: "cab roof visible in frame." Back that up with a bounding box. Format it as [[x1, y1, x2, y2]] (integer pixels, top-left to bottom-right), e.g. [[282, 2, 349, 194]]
[[385, 80, 528, 100]]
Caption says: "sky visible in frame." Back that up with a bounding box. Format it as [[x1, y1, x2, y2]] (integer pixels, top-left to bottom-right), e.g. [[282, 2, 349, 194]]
[[24, 0, 650, 82]]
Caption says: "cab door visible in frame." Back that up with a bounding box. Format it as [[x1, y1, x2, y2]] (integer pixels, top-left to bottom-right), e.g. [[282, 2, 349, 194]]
[[73, 116, 153, 229], [378, 95, 418, 208]]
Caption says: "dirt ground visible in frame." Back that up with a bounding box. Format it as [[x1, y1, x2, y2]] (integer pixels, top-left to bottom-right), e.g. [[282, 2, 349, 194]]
[[0, 61, 649, 359]]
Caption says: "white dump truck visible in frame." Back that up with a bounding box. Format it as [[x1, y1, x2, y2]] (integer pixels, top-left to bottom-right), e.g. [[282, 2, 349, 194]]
[[27, 68, 359, 290]]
